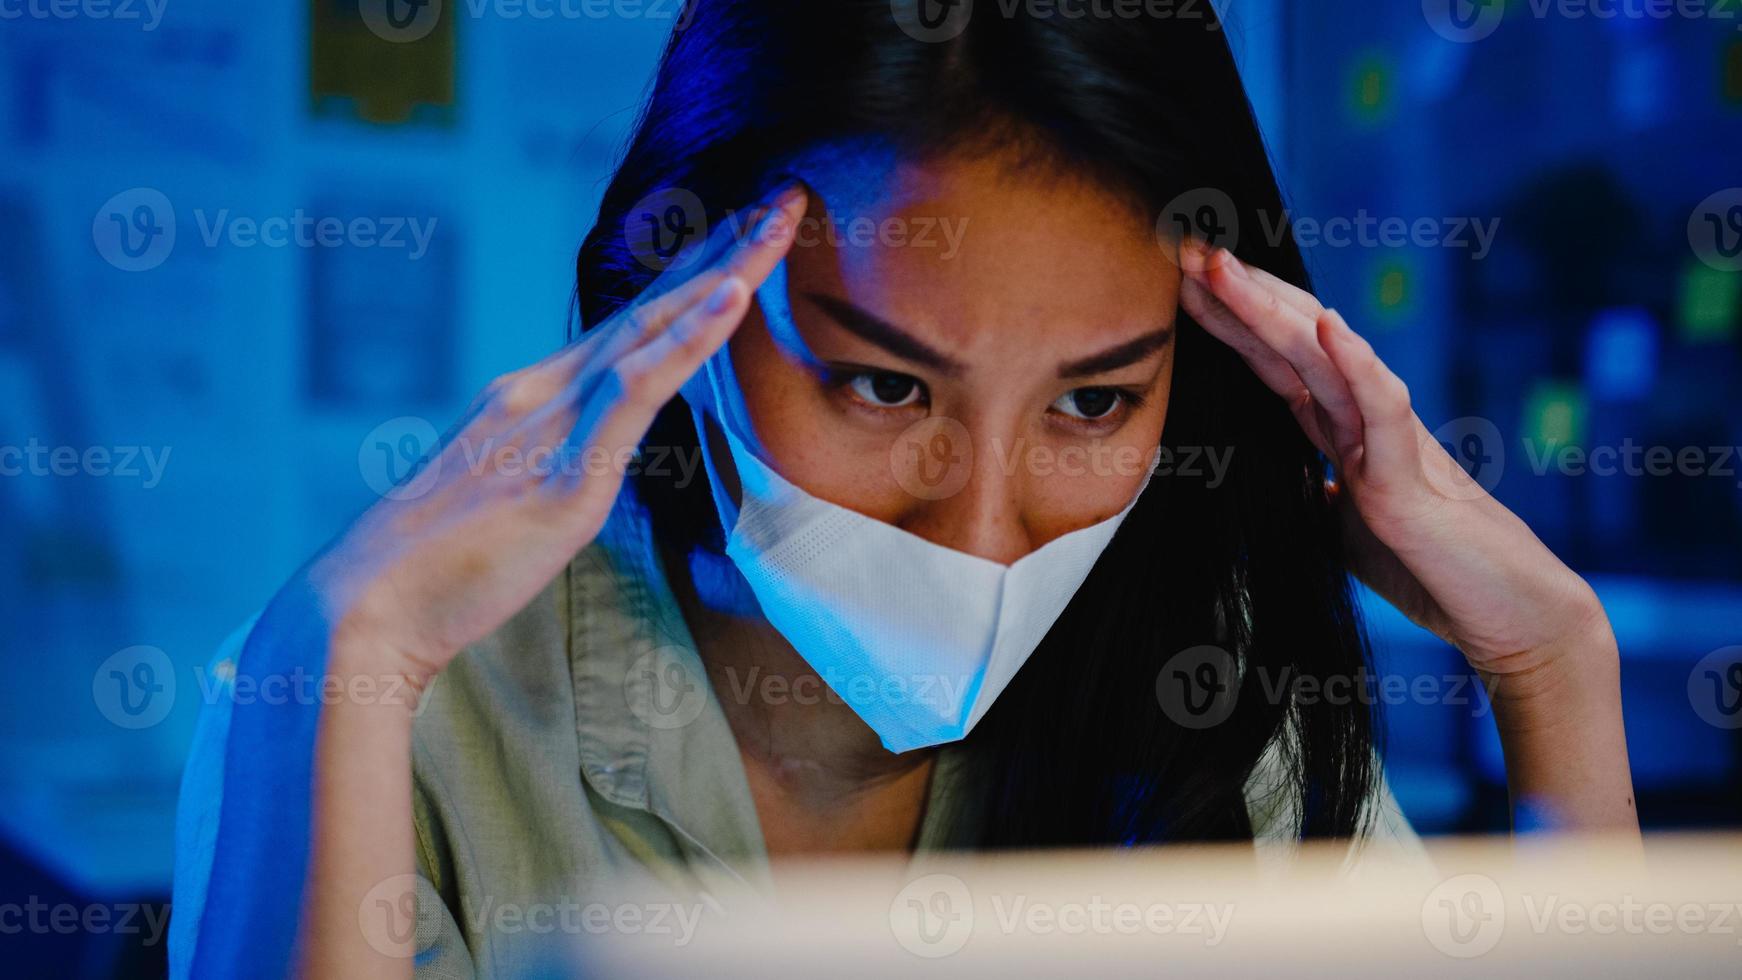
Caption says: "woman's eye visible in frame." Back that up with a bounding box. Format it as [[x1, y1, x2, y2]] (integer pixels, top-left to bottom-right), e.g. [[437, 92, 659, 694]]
[[1052, 387, 1124, 421], [847, 371, 925, 409]]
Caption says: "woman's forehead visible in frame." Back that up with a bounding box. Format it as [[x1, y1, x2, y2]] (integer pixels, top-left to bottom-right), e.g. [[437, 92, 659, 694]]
[[780, 150, 1180, 358]]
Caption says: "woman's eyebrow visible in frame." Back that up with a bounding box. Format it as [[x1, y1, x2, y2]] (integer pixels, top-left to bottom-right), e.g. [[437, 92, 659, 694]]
[[1057, 326, 1174, 378], [801, 292, 1172, 380], [802, 293, 966, 377]]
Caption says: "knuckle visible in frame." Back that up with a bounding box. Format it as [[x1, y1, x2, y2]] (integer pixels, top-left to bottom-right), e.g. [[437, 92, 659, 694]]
[[611, 302, 651, 343], [670, 313, 713, 358], [471, 373, 518, 418], [487, 371, 551, 417], [1383, 374, 1412, 415], [604, 361, 655, 405], [482, 370, 519, 399]]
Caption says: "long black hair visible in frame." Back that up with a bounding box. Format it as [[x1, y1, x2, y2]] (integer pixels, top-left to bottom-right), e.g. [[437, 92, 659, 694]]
[[574, 0, 1377, 847]]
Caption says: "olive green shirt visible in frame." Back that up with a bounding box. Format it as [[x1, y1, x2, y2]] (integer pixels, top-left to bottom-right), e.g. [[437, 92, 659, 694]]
[[171, 488, 1423, 978]]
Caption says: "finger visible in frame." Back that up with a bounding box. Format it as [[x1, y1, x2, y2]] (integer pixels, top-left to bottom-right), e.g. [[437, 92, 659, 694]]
[[555, 274, 751, 507], [580, 185, 806, 366], [446, 198, 786, 419], [1181, 276, 1307, 399], [1318, 307, 1420, 474], [1200, 248, 1364, 450], [1181, 237, 1324, 322], [508, 187, 802, 449], [1180, 276, 1333, 456]]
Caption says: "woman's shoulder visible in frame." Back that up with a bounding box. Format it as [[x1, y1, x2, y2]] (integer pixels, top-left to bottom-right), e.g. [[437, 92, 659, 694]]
[[1244, 727, 1432, 873]]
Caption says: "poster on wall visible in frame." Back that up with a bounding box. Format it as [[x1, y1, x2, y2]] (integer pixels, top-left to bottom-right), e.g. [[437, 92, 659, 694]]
[[309, 0, 457, 126], [304, 195, 456, 408], [4, 16, 259, 163]]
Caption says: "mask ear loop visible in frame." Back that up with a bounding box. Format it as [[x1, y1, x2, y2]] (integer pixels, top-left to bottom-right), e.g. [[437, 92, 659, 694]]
[[688, 359, 744, 539], [685, 258, 798, 538]]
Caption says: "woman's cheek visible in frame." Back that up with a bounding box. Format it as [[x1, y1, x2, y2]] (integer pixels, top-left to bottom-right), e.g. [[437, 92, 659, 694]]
[[759, 391, 917, 515]]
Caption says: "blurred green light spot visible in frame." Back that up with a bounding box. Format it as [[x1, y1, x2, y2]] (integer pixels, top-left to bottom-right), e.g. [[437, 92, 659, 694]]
[[1524, 381, 1586, 449], [1679, 262, 1739, 341], [1371, 262, 1411, 321], [1350, 56, 1391, 122]]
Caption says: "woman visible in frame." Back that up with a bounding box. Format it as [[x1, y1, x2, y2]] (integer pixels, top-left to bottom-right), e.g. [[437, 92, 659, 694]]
[[171, 2, 1638, 976]]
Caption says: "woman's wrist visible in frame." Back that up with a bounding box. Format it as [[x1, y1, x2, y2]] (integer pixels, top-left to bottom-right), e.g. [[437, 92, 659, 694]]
[[1480, 592, 1620, 734], [1472, 594, 1639, 833], [262, 564, 439, 721], [324, 618, 442, 721]]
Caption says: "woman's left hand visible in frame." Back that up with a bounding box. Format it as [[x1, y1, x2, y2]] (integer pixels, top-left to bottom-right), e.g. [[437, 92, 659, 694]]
[[1178, 239, 1639, 835], [1177, 239, 1610, 686]]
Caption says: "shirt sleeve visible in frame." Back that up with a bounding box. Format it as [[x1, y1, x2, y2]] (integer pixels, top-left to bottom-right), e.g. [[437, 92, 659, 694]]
[[173, 584, 355, 977], [409, 754, 478, 979], [168, 613, 260, 980], [168, 611, 478, 979]]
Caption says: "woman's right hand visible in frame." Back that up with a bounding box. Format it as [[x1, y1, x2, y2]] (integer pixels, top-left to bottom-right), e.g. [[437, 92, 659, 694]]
[[301, 186, 806, 689]]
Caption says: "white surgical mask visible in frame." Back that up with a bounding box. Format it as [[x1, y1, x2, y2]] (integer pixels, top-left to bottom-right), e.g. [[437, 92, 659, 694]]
[[683, 260, 1152, 753]]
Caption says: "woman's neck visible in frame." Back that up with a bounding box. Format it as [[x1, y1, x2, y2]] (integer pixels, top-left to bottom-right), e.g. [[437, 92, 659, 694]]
[[667, 541, 937, 853]]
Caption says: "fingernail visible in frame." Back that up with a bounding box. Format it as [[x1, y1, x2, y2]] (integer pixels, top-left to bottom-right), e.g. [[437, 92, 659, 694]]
[[1218, 248, 1248, 278], [760, 183, 805, 219], [705, 276, 741, 315], [1178, 237, 1207, 275], [753, 198, 798, 245]]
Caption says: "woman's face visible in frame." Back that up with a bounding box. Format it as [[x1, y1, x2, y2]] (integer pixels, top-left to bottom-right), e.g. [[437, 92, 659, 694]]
[[720, 147, 1179, 565]]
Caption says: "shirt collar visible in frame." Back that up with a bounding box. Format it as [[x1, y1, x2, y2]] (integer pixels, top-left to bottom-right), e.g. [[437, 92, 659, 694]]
[[566, 485, 982, 886]]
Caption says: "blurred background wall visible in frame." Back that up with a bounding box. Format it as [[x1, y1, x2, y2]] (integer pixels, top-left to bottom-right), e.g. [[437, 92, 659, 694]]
[[0, 1, 1737, 975]]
